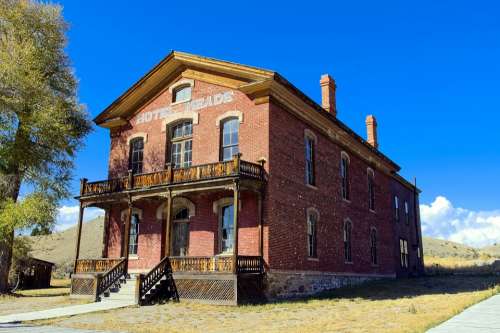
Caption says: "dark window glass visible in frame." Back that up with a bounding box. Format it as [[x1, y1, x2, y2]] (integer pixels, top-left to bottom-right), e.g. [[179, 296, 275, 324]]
[[173, 85, 191, 103], [341, 155, 350, 200], [307, 212, 317, 257], [305, 137, 315, 185], [170, 121, 193, 168], [129, 138, 144, 174], [174, 208, 189, 221], [221, 118, 239, 161], [394, 196, 400, 221], [404, 201, 410, 225], [220, 204, 234, 253], [129, 214, 139, 255], [370, 229, 378, 265], [368, 171, 375, 210], [344, 221, 352, 262]]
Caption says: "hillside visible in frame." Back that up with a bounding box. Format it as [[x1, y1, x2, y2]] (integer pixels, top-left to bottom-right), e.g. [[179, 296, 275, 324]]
[[422, 236, 485, 259], [26, 216, 105, 276], [483, 243, 500, 257]]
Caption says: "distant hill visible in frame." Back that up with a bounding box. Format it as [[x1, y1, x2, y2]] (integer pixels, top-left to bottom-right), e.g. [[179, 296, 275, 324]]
[[482, 243, 500, 258], [24, 216, 105, 276], [422, 236, 485, 259]]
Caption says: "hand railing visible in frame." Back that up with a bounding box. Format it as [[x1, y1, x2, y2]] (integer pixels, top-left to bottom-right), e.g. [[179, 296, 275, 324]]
[[80, 156, 266, 197], [237, 256, 264, 274], [136, 256, 178, 305], [74, 258, 123, 273], [95, 258, 127, 301]]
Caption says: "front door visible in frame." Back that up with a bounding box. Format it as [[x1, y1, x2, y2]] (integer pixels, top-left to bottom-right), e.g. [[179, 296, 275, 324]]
[[172, 222, 189, 256]]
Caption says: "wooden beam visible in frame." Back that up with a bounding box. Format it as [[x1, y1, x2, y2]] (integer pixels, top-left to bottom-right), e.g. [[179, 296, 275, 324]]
[[73, 202, 85, 273], [164, 190, 173, 257], [232, 180, 240, 274], [123, 199, 132, 270], [101, 206, 111, 258]]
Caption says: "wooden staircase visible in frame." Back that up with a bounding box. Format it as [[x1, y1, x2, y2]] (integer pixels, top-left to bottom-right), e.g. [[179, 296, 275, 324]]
[[136, 257, 179, 305]]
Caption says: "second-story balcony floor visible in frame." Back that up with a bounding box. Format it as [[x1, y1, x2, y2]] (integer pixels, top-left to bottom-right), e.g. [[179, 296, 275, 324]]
[[77, 156, 266, 204]]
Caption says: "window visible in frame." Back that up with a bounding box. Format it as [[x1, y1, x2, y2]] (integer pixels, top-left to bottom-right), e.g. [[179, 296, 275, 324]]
[[307, 210, 318, 258], [129, 214, 140, 256], [394, 196, 400, 221], [370, 228, 378, 265], [172, 84, 191, 103], [404, 201, 410, 225], [220, 118, 239, 161], [367, 169, 375, 210], [341, 153, 350, 200], [172, 208, 190, 256], [344, 220, 352, 262], [169, 120, 193, 168], [129, 138, 144, 174], [400, 238, 409, 268], [220, 204, 234, 254], [305, 137, 315, 185]]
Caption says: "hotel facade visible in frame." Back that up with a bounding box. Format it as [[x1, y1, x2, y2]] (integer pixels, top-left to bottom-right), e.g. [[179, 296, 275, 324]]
[[71, 52, 424, 305]]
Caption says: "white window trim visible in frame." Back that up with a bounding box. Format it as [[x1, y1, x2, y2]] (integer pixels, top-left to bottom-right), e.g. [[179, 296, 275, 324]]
[[161, 112, 199, 132], [127, 133, 148, 145], [216, 110, 243, 127], [212, 197, 241, 214], [306, 207, 320, 259], [169, 79, 194, 105], [156, 197, 196, 220]]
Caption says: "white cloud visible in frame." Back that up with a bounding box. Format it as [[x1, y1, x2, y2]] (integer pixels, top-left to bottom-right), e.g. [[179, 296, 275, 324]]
[[420, 196, 500, 248], [55, 205, 104, 231]]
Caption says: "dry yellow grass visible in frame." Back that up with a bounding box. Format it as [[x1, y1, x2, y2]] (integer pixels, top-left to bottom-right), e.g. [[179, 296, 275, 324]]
[[425, 256, 500, 275], [0, 278, 87, 316], [38, 275, 500, 333]]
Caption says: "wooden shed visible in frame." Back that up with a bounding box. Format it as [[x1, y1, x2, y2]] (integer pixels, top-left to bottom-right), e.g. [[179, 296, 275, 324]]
[[14, 257, 55, 290]]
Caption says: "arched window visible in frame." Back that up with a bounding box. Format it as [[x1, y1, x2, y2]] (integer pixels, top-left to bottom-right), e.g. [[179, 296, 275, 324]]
[[169, 120, 193, 168], [341, 153, 350, 200], [370, 228, 378, 265], [404, 201, 410, 225], [220, 118, 239, 161], [307, 209, 318, 258], [344, 220, 352, 262], [129, 213, 140, 256], [367, 169, 375, 210], [172, 207, 190, 256], [172, 84, 192, 103], [305, 136, 315, 186], [129, 137, 144, 174], [394, 195, 400, 221]]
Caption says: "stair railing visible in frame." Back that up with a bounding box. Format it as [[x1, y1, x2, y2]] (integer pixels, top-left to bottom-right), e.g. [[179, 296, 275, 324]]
[[95, 257, 127, 301], [136, 256, 178, 305]]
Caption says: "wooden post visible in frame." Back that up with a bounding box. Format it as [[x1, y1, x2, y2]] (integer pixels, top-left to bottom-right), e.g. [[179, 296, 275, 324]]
[[127, 169, 133, 189], [164, 190, 173, 257], [73, 202, 85, 273], [257, 191, 264, 258], [123, 199, 133, 274], [232, 180, 240, 274], [101, 206, 111, 258], [135, 274, 143, 305]]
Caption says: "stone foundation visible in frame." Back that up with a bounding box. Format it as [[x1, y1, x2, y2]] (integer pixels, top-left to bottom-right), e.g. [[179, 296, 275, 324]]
[[264, 270, 395, 299]]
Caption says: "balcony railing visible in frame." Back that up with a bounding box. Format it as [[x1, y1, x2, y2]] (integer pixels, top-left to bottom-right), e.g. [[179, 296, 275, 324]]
[[74, 258, 124, 273], [169, 256, 263, 274], [80, 156, 265, 197]]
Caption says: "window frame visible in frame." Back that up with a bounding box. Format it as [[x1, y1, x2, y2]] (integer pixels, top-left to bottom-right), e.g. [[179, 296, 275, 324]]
[[129, 137, 144, 174], [394, 195, 400, 221], [400, 238, 409, 268], [367, 168, 375, 211], [370, 227, 378, 266], [404, 200, 410, 225], [172, 84, 192, 104], [344, 219, 353, 263], [219, 204, 235, 254], [341, 152, 351, 201], [219, 117, 240, 162], [307, 209, 318, 258], [304, 135, 316, 186], [168, 120, 193, 169], [129, 213, 140, 256]]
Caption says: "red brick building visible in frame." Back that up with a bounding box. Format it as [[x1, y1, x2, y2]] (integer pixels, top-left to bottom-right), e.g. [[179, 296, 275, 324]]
[[71, 52, 423, 304]]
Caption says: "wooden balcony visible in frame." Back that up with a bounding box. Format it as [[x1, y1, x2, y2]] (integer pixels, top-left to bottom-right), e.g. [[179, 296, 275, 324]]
[[80, 156, 265, 198], [169, 255, 263, 274], [74, 258, 123, 273]]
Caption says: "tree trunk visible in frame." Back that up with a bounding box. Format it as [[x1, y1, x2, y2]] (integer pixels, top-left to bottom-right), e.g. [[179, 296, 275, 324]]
[[0, 172, 21, 293]]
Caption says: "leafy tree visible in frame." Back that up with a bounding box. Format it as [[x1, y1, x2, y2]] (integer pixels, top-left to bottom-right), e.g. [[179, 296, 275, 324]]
[[0, 0, 91, 293]]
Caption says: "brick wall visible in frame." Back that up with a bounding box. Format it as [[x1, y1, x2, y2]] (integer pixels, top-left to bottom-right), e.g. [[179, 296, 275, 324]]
[[266, 101, 396, 275]]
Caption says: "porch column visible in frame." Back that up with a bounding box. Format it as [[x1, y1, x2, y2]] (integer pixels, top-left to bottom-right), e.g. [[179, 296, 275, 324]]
[[164, 190, 173, 257], [123, 198, 133, 271], [101, 205, 111, 258], [73, 201, 85, 273], [258, 191, 264, 258], [232, 180, 240, 274]]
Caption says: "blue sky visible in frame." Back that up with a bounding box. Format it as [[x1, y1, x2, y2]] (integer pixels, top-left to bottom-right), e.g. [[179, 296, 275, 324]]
[[51, 1, 500, 245]]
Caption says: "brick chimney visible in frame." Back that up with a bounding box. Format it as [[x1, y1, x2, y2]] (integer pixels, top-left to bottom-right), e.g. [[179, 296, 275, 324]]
[[320, 74, 336, 116], [365, 115, 378, 149]]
